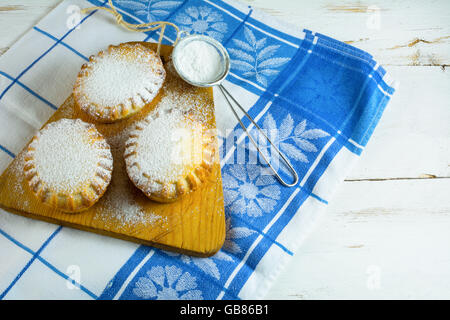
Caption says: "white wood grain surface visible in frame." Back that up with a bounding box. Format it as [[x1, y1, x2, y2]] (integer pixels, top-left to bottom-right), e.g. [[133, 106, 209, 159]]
[[0, 0, 449, 299]]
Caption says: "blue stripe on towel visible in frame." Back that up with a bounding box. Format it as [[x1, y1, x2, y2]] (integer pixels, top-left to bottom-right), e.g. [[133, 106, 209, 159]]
[[33, 27, 89, 61], [0, 226, 62, 299], [0, 0, 106, 102], [0, 71, 58, 110], [0, 144, 15, 158]]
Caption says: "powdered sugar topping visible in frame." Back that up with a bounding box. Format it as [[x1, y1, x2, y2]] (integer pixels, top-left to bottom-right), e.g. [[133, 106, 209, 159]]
[[74, 43, 165, 121], [26, 119, 111, 193]]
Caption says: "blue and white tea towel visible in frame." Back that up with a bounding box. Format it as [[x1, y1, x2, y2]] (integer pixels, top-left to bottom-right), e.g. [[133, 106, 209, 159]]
[[0, 0, 396, 299]]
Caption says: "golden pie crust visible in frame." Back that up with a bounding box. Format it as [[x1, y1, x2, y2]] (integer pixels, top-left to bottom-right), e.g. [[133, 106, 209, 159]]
[[73, 42, 165, 123], [23, 119, 113, 212], [124, 108, 216, 203]]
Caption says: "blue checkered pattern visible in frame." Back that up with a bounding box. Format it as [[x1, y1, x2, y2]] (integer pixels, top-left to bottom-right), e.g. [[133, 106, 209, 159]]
[[0, 0, 395, 299]]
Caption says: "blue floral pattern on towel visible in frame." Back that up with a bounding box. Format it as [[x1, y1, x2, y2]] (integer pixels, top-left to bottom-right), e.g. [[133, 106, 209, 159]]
[[223, 164, 280, 218], [133, 265, 203, 299], [115, 0, 183, 22], [175, 5, 228, 41], [228, 27, 289, 87]]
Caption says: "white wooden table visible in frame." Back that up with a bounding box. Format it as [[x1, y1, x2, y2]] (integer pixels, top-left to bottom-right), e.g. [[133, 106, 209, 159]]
[[1, 0, 449, 299]]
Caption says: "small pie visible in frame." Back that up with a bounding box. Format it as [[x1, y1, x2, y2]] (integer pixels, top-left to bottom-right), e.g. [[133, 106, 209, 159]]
[[23, 118, 113, 212], [124, 108, 215, 202], [73, 43, 165, 123]]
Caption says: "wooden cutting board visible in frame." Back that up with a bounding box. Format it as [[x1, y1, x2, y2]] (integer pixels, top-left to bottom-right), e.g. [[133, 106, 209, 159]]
[[0, 42, 226, 257]]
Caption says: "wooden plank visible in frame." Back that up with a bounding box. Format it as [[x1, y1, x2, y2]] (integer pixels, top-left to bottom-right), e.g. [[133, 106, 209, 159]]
[[0, 0, 61, 54], [241, 0, 450, 66], [347, 66, 450, 180], [0, 43, 226, 257], [266, 178, 450, 299], [1, 0, 450, 66]]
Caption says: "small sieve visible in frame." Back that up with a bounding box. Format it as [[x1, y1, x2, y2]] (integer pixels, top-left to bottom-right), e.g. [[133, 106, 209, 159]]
[[172, 34, 298, 187]]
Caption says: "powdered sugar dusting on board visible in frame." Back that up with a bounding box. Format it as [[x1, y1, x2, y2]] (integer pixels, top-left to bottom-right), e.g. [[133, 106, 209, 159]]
[[94, 129, 165, 229], [8, 151, 30, 208]]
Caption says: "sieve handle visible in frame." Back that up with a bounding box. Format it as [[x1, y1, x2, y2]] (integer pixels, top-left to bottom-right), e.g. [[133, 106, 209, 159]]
[[218, 84, 299, 187]]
